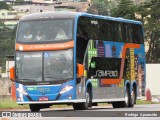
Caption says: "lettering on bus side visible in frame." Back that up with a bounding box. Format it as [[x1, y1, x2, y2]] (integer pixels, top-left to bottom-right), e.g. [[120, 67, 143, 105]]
[[88, 57, 121, 79], [94, 70, 118, 78]]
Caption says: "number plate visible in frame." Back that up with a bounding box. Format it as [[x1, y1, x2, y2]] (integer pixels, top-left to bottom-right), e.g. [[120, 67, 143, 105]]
[[39, 97, 48, 101]]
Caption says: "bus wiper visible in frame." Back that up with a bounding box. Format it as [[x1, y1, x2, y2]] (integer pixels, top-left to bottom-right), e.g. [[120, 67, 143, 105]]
[[45, 77, 73, 81], [18, 78, 36, 81], [45, 77, 65, 80]]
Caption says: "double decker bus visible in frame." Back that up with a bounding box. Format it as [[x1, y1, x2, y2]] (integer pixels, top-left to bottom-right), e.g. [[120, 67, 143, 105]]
[[10, 11, 146, 111]]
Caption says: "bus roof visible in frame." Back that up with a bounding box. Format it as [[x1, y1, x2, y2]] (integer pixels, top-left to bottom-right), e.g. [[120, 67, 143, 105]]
[[20, 11, 78, 21], [20, 11, 142, 25]]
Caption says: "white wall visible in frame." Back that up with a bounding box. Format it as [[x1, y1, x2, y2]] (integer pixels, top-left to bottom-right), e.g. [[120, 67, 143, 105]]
[[1, 61, 14, 78], [146, 64, 160, 95]]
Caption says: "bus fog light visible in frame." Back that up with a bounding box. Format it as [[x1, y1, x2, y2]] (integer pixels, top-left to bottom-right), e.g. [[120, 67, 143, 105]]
[[17, 98, 21, 101], [68, 96, 72, 99], [16, 88, 28, 95], [60, 86, 73, 94]]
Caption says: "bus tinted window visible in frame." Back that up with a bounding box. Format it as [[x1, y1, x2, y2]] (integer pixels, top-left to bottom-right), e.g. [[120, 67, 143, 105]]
[[126, 23, 133, 43], [132, 24, 144, 44], [99, 19, 109, 41], [77, 16, 144, 44]]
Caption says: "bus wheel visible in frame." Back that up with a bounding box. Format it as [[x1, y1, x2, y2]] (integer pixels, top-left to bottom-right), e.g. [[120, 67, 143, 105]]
[[73, 103, 81, 110], [29, 104, 40, 112], [112, 102, 122, 108], [88, 88, 92, 108], [81, 91, 89, 110], [82, 88, 92, 110], [129, 87, 136, 107], [123, 87, 130, 107], [73, 89, 92, 110]]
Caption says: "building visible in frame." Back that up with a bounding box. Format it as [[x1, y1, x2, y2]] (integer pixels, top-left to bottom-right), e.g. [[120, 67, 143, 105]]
[[12, 4, 55, 14], [0, 9, 25, 29], [31, 0, 79, 3], [0, 0, 16, 1], [12, 1, 90, 13], [54, 2, 90, 12]]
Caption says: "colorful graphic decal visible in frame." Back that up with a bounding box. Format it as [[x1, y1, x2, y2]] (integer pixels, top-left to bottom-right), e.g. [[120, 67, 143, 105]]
[[88, 40, 98, 88], [130, 49, 135, 81], [90, 79, 99, 88], [87, 39, 145, 91], [88, 41, 97, 66], [118, 79, 124, 88]]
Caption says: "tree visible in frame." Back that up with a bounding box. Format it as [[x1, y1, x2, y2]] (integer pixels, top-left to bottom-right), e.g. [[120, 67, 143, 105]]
[[0, 1, 10, 10], [87, 2, 109, 15], [0, 23, 15, 66], [111, 0, 137, 20], [139, 0, 160, 63], [80, 0, 88, 2], [16, 0, 24, 2], [87, 0, 119, 16]]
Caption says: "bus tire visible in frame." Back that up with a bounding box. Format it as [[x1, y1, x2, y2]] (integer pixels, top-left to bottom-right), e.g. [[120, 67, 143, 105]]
[[29, 104, 40, 112], [88, 88, 92, 108], [81, 92, 89, 110], [129, 87, 136, 107], [73, 88, 92, 110], [112, 102, 122, 108], [121, 87, 130, 108], [73, 103, 81, 110]]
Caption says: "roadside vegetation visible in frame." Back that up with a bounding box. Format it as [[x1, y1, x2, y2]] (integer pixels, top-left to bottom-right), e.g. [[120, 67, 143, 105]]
[[0, 99, 159, 110], [0, 99, 71, 110], [0, 99, 29, 109]]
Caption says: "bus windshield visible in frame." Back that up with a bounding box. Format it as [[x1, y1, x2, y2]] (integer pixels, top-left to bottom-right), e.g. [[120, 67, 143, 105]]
[[16, 49, 73, 83], [17, 19, 73, 43]]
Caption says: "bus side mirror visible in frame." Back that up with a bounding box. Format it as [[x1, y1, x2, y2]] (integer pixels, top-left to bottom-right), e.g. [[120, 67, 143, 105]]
[[77, 64, 84, 78], [10, 67, 15, 81]]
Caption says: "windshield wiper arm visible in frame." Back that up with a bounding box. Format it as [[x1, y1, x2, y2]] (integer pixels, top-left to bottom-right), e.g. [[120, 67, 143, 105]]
[[45, 77, 65, 80], [18, 78, 36, 81], [45, 77, 73, 80]]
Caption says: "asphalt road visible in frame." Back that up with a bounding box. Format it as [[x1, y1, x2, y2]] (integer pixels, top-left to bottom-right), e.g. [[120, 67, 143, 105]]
[[1, 104, 160, 120]]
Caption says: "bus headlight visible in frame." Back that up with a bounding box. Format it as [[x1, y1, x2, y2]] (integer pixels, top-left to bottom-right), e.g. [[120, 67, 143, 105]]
[[16, 88, 28, 95], [60, 86, 73, 94]]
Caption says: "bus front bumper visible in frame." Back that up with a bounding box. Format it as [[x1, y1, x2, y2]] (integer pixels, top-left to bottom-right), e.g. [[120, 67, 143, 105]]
[[17, 99, 86, 105]]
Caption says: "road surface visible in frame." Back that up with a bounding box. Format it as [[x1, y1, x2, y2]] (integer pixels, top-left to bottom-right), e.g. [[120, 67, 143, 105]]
[[1, 104, 160, 120]]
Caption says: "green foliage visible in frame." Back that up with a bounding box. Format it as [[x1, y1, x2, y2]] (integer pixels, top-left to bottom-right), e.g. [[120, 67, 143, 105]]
[[134, 0, 160, 63], [0, 23, 16, 66], [87, 0, 121, 16], [136, 100, 159, 104], [87, 2, 109, 15], [0, 1, 10, 10], [111, 0, 137, 19], [0, 99, 29, 109], [80, 0, 88, 2], [142, 0, 160, 63], [16, 0, 25, 2]]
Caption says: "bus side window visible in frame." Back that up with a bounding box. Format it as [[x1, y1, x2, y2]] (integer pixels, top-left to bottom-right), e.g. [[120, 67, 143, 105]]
[[77, 17, 89, 65], [132, 25, 143, 44], [125, 23, 132, 43], [118, 22, 123, 42], [121, 23, 126, 43]]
